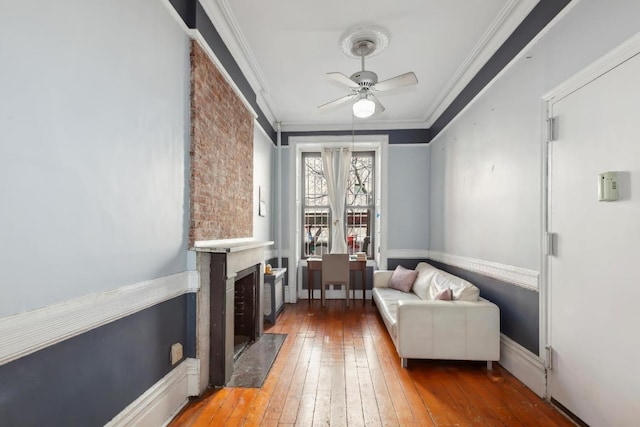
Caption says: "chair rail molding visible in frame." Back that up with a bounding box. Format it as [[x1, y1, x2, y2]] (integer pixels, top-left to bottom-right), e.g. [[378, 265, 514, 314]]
[[387, 249, 430, 259], [428, 251, 539, 291], [0, 271, 199, 366]]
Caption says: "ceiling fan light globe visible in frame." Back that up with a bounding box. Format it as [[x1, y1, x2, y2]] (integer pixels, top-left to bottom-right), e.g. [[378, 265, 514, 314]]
[[353, 98, 375, 118]]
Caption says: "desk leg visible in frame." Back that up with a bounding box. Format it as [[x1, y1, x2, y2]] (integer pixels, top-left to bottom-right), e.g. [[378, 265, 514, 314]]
[[308, 266, 312, 301], [362, 265, 366, 302], [350, 271, 354, 303]]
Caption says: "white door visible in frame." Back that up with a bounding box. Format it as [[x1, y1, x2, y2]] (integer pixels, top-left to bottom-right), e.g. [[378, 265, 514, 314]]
[[547, 51, 640, 425]]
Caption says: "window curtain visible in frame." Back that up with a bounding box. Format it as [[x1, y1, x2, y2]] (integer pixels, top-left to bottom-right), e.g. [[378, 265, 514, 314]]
[[322, 147, 352, 253]]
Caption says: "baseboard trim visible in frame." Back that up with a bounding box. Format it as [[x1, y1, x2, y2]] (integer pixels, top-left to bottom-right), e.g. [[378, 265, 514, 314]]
[[499, 334, 546, 397], [0, 271, 199, 366], [106, 358, 199, 427], [428, 251, 539, 291]]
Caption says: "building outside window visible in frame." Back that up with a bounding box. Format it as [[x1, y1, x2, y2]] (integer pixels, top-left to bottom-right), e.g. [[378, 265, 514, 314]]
[[302, 151, 375, 258]]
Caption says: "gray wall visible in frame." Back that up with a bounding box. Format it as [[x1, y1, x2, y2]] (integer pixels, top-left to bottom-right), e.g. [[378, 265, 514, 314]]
[[254, 126, 275, 243], [278, 146, 291, 252], [0, 0, 193, 423], [0, 0, 191, 317], [429, 0, 640, 357], [429, 0, 640, 271], [387, 144, 429, 251], [0, 296, 188, 427], [278, 140, 429, 254]]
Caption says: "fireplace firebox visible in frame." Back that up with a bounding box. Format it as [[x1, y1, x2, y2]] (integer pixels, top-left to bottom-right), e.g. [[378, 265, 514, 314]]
[[233, 266, 258, 358]]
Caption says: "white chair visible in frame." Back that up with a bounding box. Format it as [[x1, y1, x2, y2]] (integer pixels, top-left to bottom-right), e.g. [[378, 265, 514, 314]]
[[321, 254, 350, 307]]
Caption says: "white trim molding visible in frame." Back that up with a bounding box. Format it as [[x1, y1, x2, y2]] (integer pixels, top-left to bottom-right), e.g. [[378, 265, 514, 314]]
[[0, 271, 198, 366], [429, 0, 581, 146], [543, 31, 640, 102], [160, 0, 251, 116], [386, 249, 430, 260], [428, 251, 539, 291], [106, 358, 200, 427], [189, 31, 258, 120], [499, 334, 546, 397], [200, 0, 279, 125], [424, 0, 539, 126]]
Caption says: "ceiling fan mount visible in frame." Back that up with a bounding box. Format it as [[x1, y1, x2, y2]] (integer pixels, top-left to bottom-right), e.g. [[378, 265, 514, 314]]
[[318, 26, 418, 118], [349, 39, 377, 58]]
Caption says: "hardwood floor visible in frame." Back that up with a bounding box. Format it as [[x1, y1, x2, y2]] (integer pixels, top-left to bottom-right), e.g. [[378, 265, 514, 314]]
[[170, 300, 573, 426]]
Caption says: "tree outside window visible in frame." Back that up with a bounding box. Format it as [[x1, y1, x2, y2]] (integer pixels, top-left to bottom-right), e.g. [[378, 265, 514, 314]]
[[302, 151, 375, 258]]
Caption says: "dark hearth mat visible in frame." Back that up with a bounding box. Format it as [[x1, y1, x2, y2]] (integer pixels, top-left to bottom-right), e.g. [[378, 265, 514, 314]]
[[227, 333, 287, 388]]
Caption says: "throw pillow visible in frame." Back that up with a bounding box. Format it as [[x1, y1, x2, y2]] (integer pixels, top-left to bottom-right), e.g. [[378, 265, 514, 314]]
[[388, 265, 418, 293], [434, 288, 452, 301]]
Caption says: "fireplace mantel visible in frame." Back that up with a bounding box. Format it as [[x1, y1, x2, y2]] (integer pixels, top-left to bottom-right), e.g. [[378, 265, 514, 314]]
[[193, 238, 274, 389], [193, 239, 274, 254]]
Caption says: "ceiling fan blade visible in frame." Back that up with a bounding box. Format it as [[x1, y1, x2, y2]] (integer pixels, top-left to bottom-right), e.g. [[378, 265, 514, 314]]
[[317, 93, 357, 111], [326, 72, 360, 89], [370, 94, 385, 115], [373, 72, 418, 92]]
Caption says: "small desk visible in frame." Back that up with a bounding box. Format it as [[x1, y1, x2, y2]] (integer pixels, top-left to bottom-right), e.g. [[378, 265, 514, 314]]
[[307, 258, 367, 302]]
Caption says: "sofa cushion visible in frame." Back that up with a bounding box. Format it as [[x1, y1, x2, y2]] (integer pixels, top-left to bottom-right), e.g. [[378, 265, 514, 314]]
[[374, 287, 422, 303], [372, 288, 421, 338], [415, 262, 434, 272], [412, 262, 439, 300], [429, 270, 480, 301], [388, 265, 418, 292]]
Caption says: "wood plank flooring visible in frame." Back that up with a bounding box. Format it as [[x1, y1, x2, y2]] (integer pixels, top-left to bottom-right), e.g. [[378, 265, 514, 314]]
[[170, 300, 573, 426]]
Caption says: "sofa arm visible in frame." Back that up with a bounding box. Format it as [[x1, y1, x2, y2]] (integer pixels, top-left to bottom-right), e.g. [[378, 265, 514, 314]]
[[373, 270, 394, 288], [395, 299, 500, 361]]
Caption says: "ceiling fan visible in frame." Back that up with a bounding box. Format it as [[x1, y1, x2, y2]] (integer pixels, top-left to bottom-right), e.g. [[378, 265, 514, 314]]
[[318, 38, 418, 118]]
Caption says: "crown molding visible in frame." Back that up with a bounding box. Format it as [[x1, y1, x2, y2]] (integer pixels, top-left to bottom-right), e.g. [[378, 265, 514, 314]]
[[423, 0, 540, 126], [200, 0, 280, 123], [198, 0, 542, 130], [428, 0, 578, 145], [189, 30, 258, 119]]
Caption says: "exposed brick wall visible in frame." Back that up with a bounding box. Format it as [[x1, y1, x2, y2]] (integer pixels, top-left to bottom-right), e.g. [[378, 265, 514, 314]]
[[190, 41, 254, 245]]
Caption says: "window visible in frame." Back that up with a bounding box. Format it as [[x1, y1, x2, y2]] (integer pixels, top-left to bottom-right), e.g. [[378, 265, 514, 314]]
[[302, 151, 375, 259]]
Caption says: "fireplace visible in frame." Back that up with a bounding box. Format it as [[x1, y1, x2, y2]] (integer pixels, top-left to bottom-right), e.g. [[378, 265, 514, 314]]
[[193, 239, 273, 389], [233, 265, 259, 359]]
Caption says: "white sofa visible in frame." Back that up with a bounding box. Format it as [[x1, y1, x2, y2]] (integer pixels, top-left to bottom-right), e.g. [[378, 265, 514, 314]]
[[373, 262, 500, 368]]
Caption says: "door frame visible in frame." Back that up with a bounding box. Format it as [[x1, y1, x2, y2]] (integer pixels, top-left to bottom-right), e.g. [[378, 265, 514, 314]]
[[540, 32, 640, 398]]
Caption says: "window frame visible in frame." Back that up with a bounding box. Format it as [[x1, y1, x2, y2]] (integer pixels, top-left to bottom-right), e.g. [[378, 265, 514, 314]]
[[289, 135, 388, 303], [300, 150, 376, 260]]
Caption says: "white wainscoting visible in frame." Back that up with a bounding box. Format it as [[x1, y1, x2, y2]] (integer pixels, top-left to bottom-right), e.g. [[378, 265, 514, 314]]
[[106, 358, 200, 427], [500, 334, 546, 397], [0, 271, 199, 366], [428, 251, 539, 291]]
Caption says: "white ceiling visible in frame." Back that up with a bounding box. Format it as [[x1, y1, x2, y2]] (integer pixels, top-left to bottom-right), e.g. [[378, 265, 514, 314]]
[[201, 0, 539, 131]]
